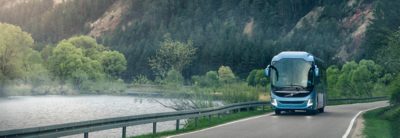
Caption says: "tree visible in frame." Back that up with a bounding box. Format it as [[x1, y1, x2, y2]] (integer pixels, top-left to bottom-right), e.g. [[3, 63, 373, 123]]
[[218, 66, 235, 84], [327, 60, 387, 98], [164, 69, 184, 85], [377, 29, 400, 74], [101, 51, 127, 78], [326, 65, 340, 97], [48, 35, 127, 89], [247, 69, 268, 87], [149, 35, 197, 78], [389, 74, 400, 105], [48, 42, 87, 84], [0, 23, 37, 95]]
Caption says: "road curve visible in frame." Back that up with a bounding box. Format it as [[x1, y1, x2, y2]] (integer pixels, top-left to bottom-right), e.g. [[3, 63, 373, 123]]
[[170, 101, 388, 138]]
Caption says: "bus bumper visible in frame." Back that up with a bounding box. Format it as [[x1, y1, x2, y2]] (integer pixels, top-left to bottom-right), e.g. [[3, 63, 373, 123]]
[[270, 94, 315, 110]]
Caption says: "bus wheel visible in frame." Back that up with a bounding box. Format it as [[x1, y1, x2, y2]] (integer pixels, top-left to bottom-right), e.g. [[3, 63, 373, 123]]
[[307, 110, 317, 115], [275, 110, 281, 115], [318, 108, 325, 113]]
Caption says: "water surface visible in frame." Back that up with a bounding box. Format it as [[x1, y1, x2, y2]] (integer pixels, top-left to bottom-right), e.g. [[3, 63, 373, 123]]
[[0, 95, 180, 137]]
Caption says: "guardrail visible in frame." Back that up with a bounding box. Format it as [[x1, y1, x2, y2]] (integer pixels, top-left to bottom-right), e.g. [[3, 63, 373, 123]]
[[0, 101, 269, 138], [0, 96, 388, 138], [327, 96, 388, 105]]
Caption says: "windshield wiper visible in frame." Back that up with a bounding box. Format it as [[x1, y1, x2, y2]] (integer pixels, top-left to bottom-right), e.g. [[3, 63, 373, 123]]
[[278, 84, 306, 90]]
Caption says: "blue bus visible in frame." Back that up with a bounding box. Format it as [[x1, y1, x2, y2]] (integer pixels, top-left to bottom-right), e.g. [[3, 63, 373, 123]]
[[265, 51, 326, 115]]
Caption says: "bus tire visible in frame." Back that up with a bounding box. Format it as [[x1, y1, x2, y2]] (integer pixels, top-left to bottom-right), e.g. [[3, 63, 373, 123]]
[[275, 110, 281, 115], [318, 108, 324, 113], [307, 110, 317, 115]]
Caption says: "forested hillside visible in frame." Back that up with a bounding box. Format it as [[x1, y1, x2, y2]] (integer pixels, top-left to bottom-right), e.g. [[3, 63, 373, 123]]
[[1, 0, 400, 82]]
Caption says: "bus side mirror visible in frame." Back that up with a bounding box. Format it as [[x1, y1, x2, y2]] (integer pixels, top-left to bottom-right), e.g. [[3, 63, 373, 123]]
[[314, 65, 319, 77], [265, 65, 270, 77]]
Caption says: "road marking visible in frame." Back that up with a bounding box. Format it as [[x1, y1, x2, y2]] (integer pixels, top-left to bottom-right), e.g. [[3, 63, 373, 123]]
[[342, 104, 388, 138], [166, 112, 274, 138]]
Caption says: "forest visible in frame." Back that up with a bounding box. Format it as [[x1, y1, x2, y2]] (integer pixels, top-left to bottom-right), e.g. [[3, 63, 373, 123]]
[[0, 0, 399, 105]]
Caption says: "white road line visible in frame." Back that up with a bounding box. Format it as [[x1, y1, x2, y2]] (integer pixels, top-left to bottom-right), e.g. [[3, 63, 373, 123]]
[[166, 112, 274, 138], [342, 105, 388, 138]]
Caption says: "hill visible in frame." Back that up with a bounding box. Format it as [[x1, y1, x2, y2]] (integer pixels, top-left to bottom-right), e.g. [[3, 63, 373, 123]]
[[1, 0, 399, 80]]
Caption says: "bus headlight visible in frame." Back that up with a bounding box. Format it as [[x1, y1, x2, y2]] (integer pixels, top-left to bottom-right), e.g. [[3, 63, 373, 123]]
[[271, 99, 278, 106], [307, 99, 313, 107]]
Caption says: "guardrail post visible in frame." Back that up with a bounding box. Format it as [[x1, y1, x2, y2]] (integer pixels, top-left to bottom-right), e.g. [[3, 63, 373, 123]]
[[84, 132, 89, 138], [262, 105, 265, 111], [122, 126, 126, 138], [208, 115, 212, 125], [195, 117, 198, 127], [153, 122, 157, 134], [176, 119, 180, 131]]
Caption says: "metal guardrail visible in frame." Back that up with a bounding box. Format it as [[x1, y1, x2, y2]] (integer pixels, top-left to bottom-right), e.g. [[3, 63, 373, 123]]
[[0, 101, 269, 138], [0, 96, 388, 138], [327, 96, 388, 105]]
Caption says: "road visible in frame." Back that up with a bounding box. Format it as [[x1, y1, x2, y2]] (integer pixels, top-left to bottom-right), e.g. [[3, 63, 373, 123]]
[[170, 101, 388, 138]]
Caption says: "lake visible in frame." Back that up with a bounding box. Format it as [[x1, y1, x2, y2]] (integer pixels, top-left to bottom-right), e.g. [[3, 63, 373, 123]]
[[0, 95, 180, 138]]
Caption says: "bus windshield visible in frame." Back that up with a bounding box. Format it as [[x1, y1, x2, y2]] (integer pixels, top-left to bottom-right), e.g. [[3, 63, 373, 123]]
[[270, 59, 312, 90]]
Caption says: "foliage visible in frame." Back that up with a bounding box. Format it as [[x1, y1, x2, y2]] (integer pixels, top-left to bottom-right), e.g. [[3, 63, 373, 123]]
[[48, 35, 126, 90], [247, 69, 268, 87], [217, 83, 259, 104], [326, 60, 389, 98], [0, 23, 49, 95], [376, 29, 400, 74], [389, 74, 400, 105], [191, 71, 219, 88], [132, 75, 153, 86], [363, 107, 394, 138], [101, 51, 127, 78], [0, 0, 117, 43], [149, 35, 197, 78], [164, 69, 184, 86], [218, 66, 236, 84]]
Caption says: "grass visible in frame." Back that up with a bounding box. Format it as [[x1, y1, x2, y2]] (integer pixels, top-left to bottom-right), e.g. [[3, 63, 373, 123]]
[[132, 107, 272, 138], [363, 106, 400, 138]]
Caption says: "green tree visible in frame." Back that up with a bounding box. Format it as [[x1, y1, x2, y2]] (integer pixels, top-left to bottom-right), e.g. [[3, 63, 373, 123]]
[[326, 65, 340, 97], [327, 60, 387, 98], [101, 51, 127, 78], [149, 35, 197, 78], [218, 66, 235, 84], [247, 69, 268, 87], [389, 74, 400, 105], [65, 36, 106, 59], [48, 42, 86, 83], [164, 69, 184, 85], [377, 29, 400, 74], [0, 23, 37, 95]]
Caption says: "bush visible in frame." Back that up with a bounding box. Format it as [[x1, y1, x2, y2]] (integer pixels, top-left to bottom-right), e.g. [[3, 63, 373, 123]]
[[326, 60, 390, 98], [217, 83, 259, 104], [161, 69, 184, 89], [247, 69, 268, 87], [389, 74, 400, 105], [218, 66, 236, 84], [192, 71, 219, 87], [132, 74, 152, 86]]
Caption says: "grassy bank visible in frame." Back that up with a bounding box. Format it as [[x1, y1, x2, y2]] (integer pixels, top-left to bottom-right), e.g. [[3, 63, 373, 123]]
[[132, 107, 272, 138], [363, 106, 400, 138]]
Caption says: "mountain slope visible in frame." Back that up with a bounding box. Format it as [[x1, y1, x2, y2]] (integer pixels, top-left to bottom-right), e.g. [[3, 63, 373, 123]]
[[0, 0, 397, 79]]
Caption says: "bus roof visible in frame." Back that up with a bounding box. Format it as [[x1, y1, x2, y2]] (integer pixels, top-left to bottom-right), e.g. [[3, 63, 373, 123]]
[[271, 51, 314, 62]]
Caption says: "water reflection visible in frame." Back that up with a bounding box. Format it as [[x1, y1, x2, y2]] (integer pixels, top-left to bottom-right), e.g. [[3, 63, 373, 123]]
[[0, 95, 179, 137]]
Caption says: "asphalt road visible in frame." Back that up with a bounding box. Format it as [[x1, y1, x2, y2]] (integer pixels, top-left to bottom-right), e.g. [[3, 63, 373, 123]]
[[171, 101, 388, 138]]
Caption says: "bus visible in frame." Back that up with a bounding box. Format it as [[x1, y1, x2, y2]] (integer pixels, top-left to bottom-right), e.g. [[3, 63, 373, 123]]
[[265, 51, 326, 115]]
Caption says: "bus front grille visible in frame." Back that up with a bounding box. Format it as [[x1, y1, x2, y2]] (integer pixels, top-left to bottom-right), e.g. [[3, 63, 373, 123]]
[[279, 101, 305, 104]]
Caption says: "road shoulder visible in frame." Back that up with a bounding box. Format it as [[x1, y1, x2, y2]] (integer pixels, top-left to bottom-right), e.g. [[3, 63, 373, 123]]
[[350, 112, 365, 138]]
